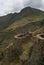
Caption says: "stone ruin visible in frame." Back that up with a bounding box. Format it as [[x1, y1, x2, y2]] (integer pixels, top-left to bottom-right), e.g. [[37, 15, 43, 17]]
[[14, 32, 32, 48], [2, 32, 44, 65], [2, 32, 32, 65], [28, 33, 44, 65]]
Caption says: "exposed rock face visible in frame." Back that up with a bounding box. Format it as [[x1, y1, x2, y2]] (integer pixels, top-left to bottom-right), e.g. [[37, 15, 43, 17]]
[[2, 32, 44, 65], [28, 33, 44, 65], [2, 32, 32, 65]]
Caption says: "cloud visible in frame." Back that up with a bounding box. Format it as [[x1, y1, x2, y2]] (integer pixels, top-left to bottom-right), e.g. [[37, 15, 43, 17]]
[[0, 0, 44, 16], [29, 0, 41, 8], [0, 0, 24, 16]]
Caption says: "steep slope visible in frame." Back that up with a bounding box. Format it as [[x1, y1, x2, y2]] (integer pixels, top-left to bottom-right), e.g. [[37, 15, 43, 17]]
[[0, 7, 44, 54], [0, 7, 44, 65], [28, 33, 44, 65], [0, 7, 44, 31]]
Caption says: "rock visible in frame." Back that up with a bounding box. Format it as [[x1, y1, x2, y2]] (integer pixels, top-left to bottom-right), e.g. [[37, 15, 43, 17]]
[[28, 33, 44, 65]]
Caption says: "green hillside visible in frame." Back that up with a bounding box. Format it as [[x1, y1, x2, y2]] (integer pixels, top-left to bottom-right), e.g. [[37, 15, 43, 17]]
[[0, 7, 44, 31], [0, 7, 44, 65]]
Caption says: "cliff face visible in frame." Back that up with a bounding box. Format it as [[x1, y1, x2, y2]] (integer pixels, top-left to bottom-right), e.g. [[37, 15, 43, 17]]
[[28, 33, 44, 65], [1, 32, 44, 65], [2, 32, 32, 65]]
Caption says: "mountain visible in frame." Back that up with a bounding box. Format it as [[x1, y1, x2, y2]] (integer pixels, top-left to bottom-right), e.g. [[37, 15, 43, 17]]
[[0, 7, 44, 31], [0, 7, 44, 65]]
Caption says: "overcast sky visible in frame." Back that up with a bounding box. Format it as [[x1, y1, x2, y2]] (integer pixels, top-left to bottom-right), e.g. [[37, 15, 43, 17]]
[[0, 0, 44, 16]]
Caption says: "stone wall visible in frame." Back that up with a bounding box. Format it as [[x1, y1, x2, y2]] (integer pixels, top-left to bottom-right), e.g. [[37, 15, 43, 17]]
[[28, 33, 44, 65], [2, 32, 32, 65], [2, 32, 44, 65]]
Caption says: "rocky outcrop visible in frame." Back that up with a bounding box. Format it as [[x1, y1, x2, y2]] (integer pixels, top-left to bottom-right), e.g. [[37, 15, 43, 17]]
[[2, 32, 32, 65], [1, 32, 44, 65], [28, 33, 44, 65]]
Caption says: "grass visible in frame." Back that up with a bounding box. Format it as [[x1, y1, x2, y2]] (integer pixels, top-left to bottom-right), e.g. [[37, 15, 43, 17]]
[[20, 39, 33, 61], [3, 15, 44, 32], [0, 7, 44, 65]]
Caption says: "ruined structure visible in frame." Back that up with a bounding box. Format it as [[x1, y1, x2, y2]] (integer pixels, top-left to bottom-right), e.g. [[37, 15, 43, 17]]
[[14, 32, 32, 48], [28, 33, 44, 65], [2, 32, 32, 65], [2, 32, 44, 65]]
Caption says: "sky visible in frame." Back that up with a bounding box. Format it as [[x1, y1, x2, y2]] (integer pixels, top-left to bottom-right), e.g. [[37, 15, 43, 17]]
[[0, 0, 44, 16]]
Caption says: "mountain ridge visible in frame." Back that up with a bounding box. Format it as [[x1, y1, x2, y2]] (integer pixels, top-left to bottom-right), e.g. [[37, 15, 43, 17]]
[[0, 6, 44, 65], [0, 7, 44, 31]]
